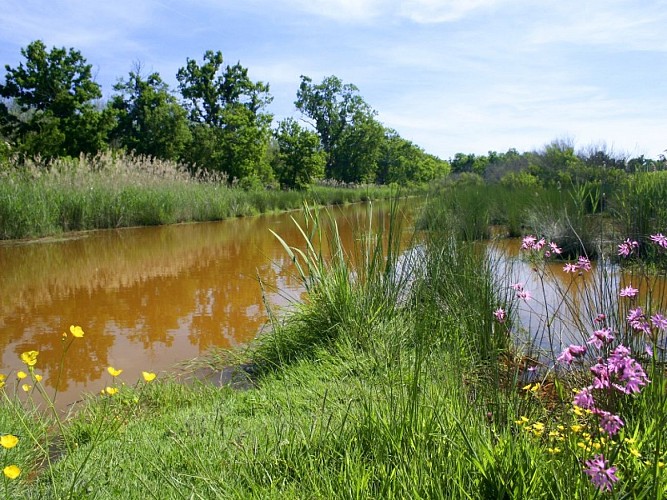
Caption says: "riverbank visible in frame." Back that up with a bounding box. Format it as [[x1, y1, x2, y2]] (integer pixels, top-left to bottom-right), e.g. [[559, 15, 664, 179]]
[[0, 152, 422, 241], [1, 199, 665, 498]]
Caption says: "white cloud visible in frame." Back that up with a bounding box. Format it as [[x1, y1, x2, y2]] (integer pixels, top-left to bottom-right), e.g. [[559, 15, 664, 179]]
[[398, 0, 506, 23], [526, 1, 667, 51]]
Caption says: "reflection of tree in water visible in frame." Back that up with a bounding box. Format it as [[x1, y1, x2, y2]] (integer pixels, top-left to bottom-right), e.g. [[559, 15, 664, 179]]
[[0, 201, 408, 397], [10, 315, 115, 392]]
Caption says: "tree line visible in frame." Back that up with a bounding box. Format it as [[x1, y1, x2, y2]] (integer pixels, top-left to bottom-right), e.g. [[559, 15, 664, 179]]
[[0, 40, 449, 189], [446, 139, 666, 190]]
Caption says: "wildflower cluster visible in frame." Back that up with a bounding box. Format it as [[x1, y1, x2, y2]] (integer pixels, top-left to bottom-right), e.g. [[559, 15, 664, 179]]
[[1, 434, 20, 481], [563, 256, 592, 274], [1, 324, 158, 486], [617, 238, 639, 258], [521, 235, 562, 258], [556, 316, 651, 492], [514, 401, 608, 458]]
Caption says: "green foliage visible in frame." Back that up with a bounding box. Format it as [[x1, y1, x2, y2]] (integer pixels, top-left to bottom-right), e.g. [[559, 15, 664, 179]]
[[500, 171, 541, 189], [272, 118, 325, 189], [111, 70, 191, 160], [612, 171, 667, 263], [332, 113, 384, 183], [177, 50, 273, 180], [295, 75, 384, 183], [0, 40, 112, 158]]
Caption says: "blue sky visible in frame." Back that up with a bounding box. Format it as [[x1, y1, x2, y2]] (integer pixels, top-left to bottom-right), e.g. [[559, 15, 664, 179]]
[[1, 0, 665, 160]]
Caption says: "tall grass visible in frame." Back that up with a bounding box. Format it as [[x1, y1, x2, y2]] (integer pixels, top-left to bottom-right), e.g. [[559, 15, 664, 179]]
[[1, 196, 665, 497], [0, 153, 407, 240], [612, 171, 667, 265], [419, 184, 568, 241]]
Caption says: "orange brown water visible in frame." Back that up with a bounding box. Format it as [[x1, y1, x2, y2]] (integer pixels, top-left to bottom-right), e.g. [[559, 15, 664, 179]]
[[0, 201, 415, 409]]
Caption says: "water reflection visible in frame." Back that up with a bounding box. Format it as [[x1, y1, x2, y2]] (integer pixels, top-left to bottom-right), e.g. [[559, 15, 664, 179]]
[[0, 202, 415, 408], [490, 239, 667, 361]]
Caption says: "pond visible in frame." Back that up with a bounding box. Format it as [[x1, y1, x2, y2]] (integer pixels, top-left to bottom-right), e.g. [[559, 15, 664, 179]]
[[0, 201, 416, 409]]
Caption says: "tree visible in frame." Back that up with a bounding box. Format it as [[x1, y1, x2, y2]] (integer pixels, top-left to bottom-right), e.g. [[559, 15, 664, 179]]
[[176, 50, 273, 181], [0, 40, 112, 157], [528, 139, 582, 185], [272, 118, 325, 189], [332, 114, 385, 183], [377, 130, 449, 185], [295, 75, 376, 180], [111, 70, 191, 161]]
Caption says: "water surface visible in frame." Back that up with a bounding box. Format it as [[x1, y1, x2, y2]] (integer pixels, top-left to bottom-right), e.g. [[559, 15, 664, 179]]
[[0, 202, 413, 408]]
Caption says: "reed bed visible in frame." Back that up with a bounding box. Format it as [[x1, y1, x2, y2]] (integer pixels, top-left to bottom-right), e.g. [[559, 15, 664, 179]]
[[0, 152, 405, 240]]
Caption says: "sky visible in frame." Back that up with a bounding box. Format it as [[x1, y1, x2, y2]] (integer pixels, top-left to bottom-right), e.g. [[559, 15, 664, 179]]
[[1, 0, 665, 160]]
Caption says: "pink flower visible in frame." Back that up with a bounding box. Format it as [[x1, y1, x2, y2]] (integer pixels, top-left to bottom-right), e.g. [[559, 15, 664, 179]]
[[563, 263, 577, 273], [596, 410, 624, 436], [521, 235, 537, 250], [510, 282, 524, 291], [584, 454, 619, 492], [557, 344, 587, 365], [617, 238, 639, 257], [517, 290, 532, 301], [619, 285, 639, 298], [593, 313, 606, 324], [650, 312, 667, 330], [493, 308, 506, 323], [549, 242, 562, 255], [573, 386, 595, 409], [587, 327, 614, 349], [577, 256, 592, 272], [650, 233, 667, 249]]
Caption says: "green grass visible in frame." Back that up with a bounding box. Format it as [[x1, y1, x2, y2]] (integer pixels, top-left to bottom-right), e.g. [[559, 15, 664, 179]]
[[1, 198, 665, 498], [0, 153, 415, 240]]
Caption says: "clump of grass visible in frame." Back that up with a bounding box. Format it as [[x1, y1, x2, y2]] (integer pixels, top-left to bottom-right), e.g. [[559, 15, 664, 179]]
[[612, 171, 667, 266]]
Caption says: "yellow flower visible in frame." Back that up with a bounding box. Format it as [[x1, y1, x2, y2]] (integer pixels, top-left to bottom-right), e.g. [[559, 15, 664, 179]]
[[572, 406, 585, 417], [105, 386, 118, 396], [577, 442, 590, 452], [107, 367, 123, 377], [3, 465, 20, 480], [532, 422, 545, 431], [630, 448, 641, 458], [20, 351, 39, 367], [0, 435, 18, 449], [142, 371, 156, 382], [625, 437, 636, 444], [547, 447, 561, 454], [34, 374, 43, 383], [21, 384, 32, 392], [548, 430, 561, 438], [0, 374, 5, 389], [571, 424, 582, 433], [514, 416, 529, 425], [69, 325, 84, 338], [17, 371, 27, 380], [522, 383, 540, 392]]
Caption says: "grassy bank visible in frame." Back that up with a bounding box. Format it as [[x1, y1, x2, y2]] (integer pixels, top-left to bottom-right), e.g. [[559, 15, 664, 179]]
[[0, 153, 413, 240], [1, 200, 665, 498], [422, 174, 667, 268]]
